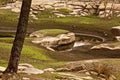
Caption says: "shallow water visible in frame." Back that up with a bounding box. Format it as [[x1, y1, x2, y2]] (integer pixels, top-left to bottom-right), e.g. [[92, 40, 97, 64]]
[[73, 41, 91, 47], [52, 41, 91, 51]]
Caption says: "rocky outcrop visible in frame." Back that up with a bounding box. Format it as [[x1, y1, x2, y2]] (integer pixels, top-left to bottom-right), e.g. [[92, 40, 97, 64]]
[[91, 43, 120, 50], [1, 0, 120, 18], [56, 60, 117, 80], [32, 32, 75, 49], [111, 26, 120, 36], [0, 62, 117, 80], [111, 26, 120, 41], [18, 63, 44, 74], [0, 63, 44, 75], [29, 30, 44, 38]]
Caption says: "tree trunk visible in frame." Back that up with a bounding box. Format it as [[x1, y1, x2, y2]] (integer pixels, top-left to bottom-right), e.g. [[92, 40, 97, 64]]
[[3, 0, 32, 73]]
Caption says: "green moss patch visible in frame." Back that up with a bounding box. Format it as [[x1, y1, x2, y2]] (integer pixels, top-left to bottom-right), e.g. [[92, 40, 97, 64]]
[[0, 38, 65, 69], [38, 29, 69, 36]]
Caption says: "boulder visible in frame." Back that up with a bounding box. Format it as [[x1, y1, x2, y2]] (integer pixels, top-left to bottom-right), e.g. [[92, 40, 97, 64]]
[[32, 32, 75, 49], [18, 63, 44, 74], [56, 63, 86, 72], [31, 14, 38, 20], [109, 75, 117, 80], [29, 31, 44, 38], [81, 76, 93, 80], [43, 68, 55, 72], [54, 13, 66, 17], [111, 26, 120, 41], [22, 77, 30, 80], [0, 66, 6, 72], [91, 43, 120, 50], [56, 66, 83, 72], [11, 7, 20, 13], [111, 26, 120, 36]]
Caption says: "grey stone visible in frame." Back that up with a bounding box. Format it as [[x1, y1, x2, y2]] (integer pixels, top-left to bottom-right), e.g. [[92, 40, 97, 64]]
[[85, 72, 91, 75], [44, 68, 55, 72], [22, 77, 30, 80], [56, 68, 70, 72], [29, 31, 44, 38], [0, 66, 6, 72], [90, 71, 98, 76], [18, 63, 44, 74], [111, 26, 120, 36], [31, 32, 75, 49], [91, 43, 120, 50], [109, 75, 117, 80]]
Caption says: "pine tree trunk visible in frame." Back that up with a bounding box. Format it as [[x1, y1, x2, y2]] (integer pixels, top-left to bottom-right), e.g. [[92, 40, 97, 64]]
[[3, 0, 32, 73]]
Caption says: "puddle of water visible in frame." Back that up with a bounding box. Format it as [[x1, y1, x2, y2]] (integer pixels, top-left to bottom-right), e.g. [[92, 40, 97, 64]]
[[73, 42, 91, 47], [51, 41, 91, 52]]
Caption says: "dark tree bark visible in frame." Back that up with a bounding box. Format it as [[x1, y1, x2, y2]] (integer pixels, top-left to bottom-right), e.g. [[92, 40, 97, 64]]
[[3, 0, 32, 73]]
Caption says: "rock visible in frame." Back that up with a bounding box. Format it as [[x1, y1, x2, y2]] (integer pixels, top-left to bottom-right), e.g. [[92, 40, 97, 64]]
[[0, 66, 6, 72], [85, 72, 91, 75], [18, 66, 27, 71], [115, 36, 120, 41], [29, 31, 44, 38], [57, 33, 75, 45], [44, 4, 53, 9], [11, 7, 20, 13], [69, 65, 85, 72], [99, 10, 112, 18], [19, 63, 34, 68], [24, 68, 44, 75], [1, 0, 120, 18], [54, 13, 66, 17], [70, 11, 78, 15], [108, 75, 117, 80], [56, 68, 70, 72], [111, 26, 120, 36], [31, 5, 40, 11], [117, 14, 120, 17], [18, 63, 44, 74], [78, 69, 87, 73], [83, 60, 99, 63], [32, 11, 38, 14], [81, 76, 93, 80], [22, 77, 30, 80], [90, 71, 98, 76], [31, 32, 75, 49], [43, 68, 55, 73], [56, 63, 86, 72], [100, 74, 106, 78], [0, 5, 12, 9], [30, 14, 38, 20], [100, 78, 106, 80], [91, 43, 120, 50], [111, 26, 120, 41]]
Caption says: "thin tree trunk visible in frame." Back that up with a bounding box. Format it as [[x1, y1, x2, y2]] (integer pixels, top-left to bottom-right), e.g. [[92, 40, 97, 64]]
[[3, 0, 32, 73]]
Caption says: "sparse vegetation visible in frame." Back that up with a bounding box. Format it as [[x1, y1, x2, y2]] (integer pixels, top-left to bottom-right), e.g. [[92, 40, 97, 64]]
[[91, 63, 113, 78]]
